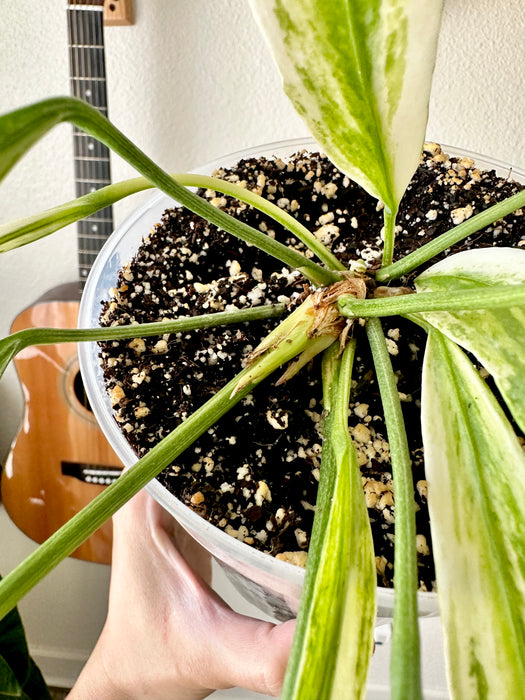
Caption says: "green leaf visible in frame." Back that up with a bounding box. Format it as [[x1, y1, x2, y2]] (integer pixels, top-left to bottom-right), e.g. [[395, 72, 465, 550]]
[[250, 0, 443, 263], [0, 656, 23, 699], [0, 588, 50, 700], [282, 342, 376, 700], [0, 98, 337, 286], [414, 247, 525, 434], [421, 330, 525, 699]]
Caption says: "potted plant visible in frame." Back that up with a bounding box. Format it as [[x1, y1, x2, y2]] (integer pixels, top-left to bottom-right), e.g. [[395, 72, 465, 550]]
[[0, 2, 524, 699]]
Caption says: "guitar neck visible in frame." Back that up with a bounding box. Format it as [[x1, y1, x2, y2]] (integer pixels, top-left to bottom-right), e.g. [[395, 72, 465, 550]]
[[67, 0, 114, 288]]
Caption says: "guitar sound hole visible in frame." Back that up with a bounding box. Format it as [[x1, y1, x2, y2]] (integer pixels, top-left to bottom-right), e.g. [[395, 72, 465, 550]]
[[74, 370, 92, 412]]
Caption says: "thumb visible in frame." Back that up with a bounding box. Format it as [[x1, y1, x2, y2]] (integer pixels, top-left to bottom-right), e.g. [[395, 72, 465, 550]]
[[204, 612, 296, 697]]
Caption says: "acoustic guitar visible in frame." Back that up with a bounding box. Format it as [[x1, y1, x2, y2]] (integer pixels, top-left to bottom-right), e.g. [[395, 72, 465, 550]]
[[2, 0, 133, 564]]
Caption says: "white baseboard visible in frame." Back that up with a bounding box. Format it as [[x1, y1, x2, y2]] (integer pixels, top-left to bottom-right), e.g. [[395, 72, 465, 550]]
[[30, 645, 88, 690]]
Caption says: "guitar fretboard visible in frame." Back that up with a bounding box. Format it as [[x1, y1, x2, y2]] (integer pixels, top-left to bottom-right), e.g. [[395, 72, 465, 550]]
[[67, 2, 113, 287]]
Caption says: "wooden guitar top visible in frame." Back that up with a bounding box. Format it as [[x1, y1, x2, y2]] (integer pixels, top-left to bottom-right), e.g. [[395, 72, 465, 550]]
[[2, 298, 122, 564]]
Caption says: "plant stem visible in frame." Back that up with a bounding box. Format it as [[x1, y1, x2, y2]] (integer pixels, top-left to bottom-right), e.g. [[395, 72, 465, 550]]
[[366, 318, 422, 700], [0, 174, 345, 273], [0, 98, 339, 287], [381, 206, 397, 268], [0, 304, 286, 381], [376, 189, 525, 282], [338, 284, 525, 318]]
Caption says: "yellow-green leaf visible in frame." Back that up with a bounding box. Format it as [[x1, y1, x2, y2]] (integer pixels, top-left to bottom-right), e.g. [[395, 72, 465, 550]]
[[415, 247, 525, 433], [250, 0, 443, 213], [422, 331, 525, 699], [282, 342, 376, 700]]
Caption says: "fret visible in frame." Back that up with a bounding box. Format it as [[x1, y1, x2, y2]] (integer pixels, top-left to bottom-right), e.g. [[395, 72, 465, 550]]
[[74, 173, 111, 181], [76, 181, 113, 199], [74, 181, 112, 192], [78, 230, 114, 246], [70, 43, 105, 48], [74, 155, 110, 162], [78, 247, 108, 257], [73, 132, 110, 159], [69, 47, 107, 80], [78, 216, 114, 225], [75, 176, 112, 187], [74, 156, 111, 181], [77, 231, 113, 244], [76, 179, 111, 189], [70, 75, 107, 81]]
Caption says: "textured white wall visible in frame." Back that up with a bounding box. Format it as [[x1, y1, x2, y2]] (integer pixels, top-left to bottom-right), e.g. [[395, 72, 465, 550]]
[[0, 0, 524, 690]]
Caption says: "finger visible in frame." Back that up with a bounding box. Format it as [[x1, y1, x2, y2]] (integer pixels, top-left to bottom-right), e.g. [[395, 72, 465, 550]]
[[202, 613, 296, 697]]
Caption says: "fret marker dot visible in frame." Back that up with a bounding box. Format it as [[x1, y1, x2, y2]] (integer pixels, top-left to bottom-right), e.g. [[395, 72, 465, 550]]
[[92, 224, 98, 232], [85, 89, 92, 98], [90, 187, 96, 193], [88, 142, 94, 151]]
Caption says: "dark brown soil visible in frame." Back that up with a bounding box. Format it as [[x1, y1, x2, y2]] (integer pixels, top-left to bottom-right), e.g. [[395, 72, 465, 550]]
[[98, 144, 525, 590]]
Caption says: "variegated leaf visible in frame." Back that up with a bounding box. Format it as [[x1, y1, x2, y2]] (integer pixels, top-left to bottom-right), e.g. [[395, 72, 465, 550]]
[[249, 0, 443, 211], [415, 247, 525, 434], [282, 342, 376, 700], [422, 330, 525, 699]]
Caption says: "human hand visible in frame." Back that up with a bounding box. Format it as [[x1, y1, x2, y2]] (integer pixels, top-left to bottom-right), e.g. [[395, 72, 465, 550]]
[[68, 489, 295, 700]]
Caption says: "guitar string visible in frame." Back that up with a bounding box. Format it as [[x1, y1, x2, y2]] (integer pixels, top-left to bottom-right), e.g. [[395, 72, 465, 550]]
[[59, 3, 116, 445], [72, 6, 87, 271], [70, 5, 106, 417], [68, 6, 113, 282]]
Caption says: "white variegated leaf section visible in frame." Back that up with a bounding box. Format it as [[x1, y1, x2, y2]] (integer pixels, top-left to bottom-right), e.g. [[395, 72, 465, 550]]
[[415, 247, 525, 433], [249, 0, 443, 211], [422, 331, 525, 699]]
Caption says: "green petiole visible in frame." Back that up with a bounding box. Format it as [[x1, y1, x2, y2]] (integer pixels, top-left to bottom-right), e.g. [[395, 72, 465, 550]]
[[376, 189, 525, 282], [0, 303, 286, 381], [366, 318, 422, 700], [381, 206, 398, 269], [338, 284, 525, 318], [0, 173, 344, 273]]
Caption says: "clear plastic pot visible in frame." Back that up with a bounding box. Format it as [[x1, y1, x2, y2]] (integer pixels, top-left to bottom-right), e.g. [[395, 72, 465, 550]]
[[80, 139, 521, 622]]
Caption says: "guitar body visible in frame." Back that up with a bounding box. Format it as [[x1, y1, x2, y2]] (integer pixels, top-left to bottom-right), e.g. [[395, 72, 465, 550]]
[[2, 288, 122, 564]]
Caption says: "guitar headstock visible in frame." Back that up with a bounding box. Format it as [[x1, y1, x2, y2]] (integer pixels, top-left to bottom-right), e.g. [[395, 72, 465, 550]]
[[67, 0, 134, 26]]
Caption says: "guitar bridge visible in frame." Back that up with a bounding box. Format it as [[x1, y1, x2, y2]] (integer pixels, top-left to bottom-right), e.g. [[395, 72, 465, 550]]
[[61, 461, 123, 485]]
